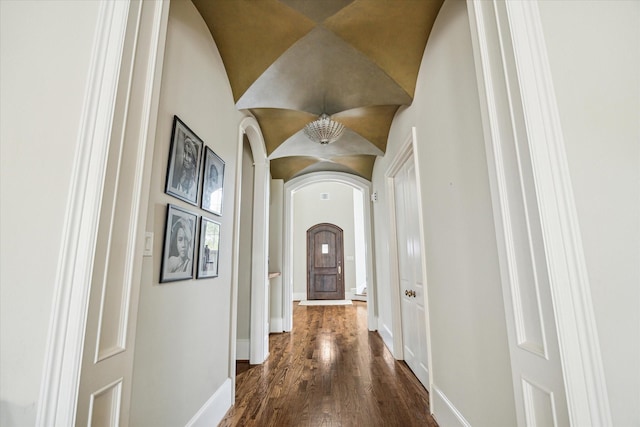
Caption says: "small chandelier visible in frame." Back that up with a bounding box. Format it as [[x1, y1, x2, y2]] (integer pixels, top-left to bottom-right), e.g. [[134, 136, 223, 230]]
[[303, 113, 345, 145]]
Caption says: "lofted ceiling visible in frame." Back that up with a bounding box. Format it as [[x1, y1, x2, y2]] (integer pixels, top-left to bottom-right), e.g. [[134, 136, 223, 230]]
[[193, 0, 444, 181]]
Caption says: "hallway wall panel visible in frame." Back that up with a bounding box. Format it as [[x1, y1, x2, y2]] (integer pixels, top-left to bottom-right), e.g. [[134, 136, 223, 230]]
[[371, 0, 516, 425], [130, 1, 243, 425]]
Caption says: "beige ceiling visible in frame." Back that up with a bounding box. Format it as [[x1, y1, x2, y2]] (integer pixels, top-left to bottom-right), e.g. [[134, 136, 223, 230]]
[[193, 0, 444, 181]]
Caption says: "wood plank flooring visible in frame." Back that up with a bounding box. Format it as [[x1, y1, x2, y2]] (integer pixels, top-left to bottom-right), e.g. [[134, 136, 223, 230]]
[[219, 301, 438, 427]]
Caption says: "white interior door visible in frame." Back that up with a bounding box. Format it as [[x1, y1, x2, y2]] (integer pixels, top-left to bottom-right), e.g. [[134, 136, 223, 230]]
[[467, 2, 578, 425], [74, 2, 166, 425], [394, 155, 429, 389]]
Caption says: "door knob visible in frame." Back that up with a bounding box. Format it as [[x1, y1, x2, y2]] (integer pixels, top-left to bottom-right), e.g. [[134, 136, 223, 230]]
[[405, 290, 409, 296]]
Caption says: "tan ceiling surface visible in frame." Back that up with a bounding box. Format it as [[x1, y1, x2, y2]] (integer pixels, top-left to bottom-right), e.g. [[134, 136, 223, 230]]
[[193, 0, 444, 181]]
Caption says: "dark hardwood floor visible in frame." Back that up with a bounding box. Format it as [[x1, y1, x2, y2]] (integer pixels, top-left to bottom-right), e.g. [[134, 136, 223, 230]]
[[219, 301, 438, 427]]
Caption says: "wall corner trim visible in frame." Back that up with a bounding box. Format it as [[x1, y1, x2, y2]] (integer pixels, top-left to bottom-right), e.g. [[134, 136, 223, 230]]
[[185, 378, 233, 427]]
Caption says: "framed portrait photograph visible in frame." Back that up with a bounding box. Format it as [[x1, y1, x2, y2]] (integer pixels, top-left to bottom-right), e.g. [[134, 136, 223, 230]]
[[201, 147, 225, 216], [197, 217, 221, 279], [160, 204, 198, 283], [165, 116, 203, 206]]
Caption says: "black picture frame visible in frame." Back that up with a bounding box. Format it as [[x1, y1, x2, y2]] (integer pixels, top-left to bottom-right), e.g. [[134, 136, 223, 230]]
[[160, 204, 198, 283], [165, 116, 203, 206], [201, 146, 225, 216], [197, 217, 221, 279]]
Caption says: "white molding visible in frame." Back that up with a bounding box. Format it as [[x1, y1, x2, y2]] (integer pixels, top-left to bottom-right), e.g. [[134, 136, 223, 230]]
[[88, 378, 123, 425], [36, 2, 132, 426], [283, 172, 377, 332], [432, 386, 472, 427], [504, 3, 611, 425], [521, 376, 559, 427], [185, 378, 233, 427], [236, 339, 250, 360]]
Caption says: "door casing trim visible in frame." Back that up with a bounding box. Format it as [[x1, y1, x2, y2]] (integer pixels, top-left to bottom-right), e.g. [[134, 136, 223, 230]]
[[385, 127, 434, 400]]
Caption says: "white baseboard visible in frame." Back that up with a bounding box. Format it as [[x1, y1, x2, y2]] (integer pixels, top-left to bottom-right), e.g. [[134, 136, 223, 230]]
[[185, 378, 232, 427], [432, 386, 471, 427], [236, 339, 249, 360], [292, 292, 306, 301], [378, 322, 394, 354], [270, 317, 283, 333]]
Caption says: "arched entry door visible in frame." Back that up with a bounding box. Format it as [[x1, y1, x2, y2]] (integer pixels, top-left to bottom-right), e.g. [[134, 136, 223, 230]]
[[307, 223, 344, 300]]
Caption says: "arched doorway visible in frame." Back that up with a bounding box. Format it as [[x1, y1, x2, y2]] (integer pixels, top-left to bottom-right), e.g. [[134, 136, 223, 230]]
[[283, 172, 376, 331], [229, 116, 270, 387]]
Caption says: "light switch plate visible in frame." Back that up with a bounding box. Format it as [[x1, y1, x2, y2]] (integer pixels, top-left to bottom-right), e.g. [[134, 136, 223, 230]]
[[143, 232, 153, 257]]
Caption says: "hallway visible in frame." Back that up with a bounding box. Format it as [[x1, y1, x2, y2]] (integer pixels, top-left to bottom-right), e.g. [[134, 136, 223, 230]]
[[220, 302, 438, 427]]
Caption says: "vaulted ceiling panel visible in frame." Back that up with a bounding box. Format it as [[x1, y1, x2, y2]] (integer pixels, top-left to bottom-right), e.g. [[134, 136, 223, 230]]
[[269, 128, 383, 160], [251, 108, 316, 155], [324, 0, 444, 96], [193, 0, 315, 101], [236, 27, 412, 114], [194, 0, 443, 181], [279, 0, 354, 23], [270, 156, 321, 182], [332, 105, 400, 152]]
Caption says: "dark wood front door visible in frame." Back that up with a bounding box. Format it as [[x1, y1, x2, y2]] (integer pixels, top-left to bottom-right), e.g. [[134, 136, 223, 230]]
[[307, 223, 344, 300]]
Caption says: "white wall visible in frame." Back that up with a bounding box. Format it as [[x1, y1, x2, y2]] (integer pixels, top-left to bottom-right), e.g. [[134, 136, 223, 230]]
[[0, 2, 101, 425], [353, 188, 367, 295], [269, 179, 284, 331], [237, 138, 254, 346], [371, 1, 517, 425], [129, 1, 243, 425], [538, 2, 640, 425], [292, 182, 356, 298]]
